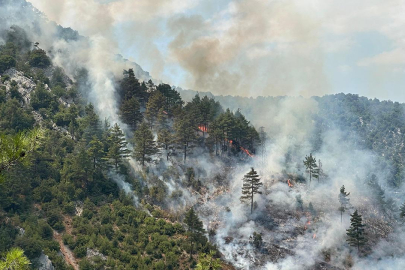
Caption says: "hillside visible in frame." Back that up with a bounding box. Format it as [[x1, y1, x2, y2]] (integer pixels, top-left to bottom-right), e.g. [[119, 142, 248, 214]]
[[1, 1, 405, 270]]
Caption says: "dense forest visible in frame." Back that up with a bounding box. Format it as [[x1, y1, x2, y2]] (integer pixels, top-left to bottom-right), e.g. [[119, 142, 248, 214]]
[[0, 25, 258, 269], [2, 1, 405, 270]]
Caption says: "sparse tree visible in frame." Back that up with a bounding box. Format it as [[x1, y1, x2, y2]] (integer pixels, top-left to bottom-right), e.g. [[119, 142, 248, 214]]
[[303, 153, 318, 183], [240, 168, 263, 213], [132, 122, 158, 166], [252, 232, 263, 249], [339, 185, 351, 222], [346, 210, 367, 252]]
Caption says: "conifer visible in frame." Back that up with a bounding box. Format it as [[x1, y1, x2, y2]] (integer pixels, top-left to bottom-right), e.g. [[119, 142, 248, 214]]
[[240, 168, 263, 213]]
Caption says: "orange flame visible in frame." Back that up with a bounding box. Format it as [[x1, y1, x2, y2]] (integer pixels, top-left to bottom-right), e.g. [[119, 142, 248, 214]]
[[313, 233, 317, 239], [198, 125, 208, 133], [240, 146, 254, 157], [287, 179, 293, 187]]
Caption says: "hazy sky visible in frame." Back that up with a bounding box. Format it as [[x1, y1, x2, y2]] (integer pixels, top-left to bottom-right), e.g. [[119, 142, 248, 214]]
[[28, 0, 405, 101]]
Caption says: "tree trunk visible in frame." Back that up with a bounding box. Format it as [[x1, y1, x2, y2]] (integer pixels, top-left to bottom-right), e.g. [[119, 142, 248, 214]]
[[251, 183, 254, 214], [184, 143, 187, 162]]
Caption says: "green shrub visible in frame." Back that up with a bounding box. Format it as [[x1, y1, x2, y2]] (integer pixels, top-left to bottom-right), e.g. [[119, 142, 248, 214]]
[[29, 49, 51, 68], [0, 55, 16, 73]]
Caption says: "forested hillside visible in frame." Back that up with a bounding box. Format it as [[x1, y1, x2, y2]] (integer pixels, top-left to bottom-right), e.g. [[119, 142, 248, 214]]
[[2, 1, 405, 270], [0, 25, 257, 269]]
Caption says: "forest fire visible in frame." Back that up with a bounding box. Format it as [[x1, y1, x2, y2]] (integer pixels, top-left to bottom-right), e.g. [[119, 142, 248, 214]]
[[240, 146, 254, 157], [287, 179, 293, 187], [198, 125, 208, 133], [313, 234, 317, 239]]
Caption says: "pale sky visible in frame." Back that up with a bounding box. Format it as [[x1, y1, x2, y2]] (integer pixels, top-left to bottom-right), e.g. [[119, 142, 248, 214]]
[[28, 0, 405, 102]]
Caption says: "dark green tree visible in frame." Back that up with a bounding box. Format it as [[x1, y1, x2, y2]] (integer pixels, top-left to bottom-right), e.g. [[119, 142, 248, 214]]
[[240, 168, 263, 213], [87, 136, 105, 170], [132, 122, 158, 166], [346, 210, 367, 252], [29, 49, 51, 68], [174, 112, 197, 162], [184, 208, 205, 259], [106, 123, 130, 169], [145, 91, 165, 128], [119, 96, 142, 130], [157, 129, 173, 161]]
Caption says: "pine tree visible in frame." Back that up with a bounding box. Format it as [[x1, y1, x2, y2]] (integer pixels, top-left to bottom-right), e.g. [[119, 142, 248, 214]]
[[145, 91, 165, 128], [346, 210, 367, 252], [157, 128, 173, 161], [132, 122, 158, 166], [339, 185, 351, 223], [240, 168, 263, 213], [184, 208, 205, 259], [106, 123, 130, 170], [303, 153, 318, 183], [119, 96, 142, 130], [174, 112, 197, 162], [87, 136, 105, 170]]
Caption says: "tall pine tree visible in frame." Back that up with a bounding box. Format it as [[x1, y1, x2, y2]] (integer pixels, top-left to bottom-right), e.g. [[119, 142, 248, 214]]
[[132, 122, 158, 166], [106, 123, 130, 170], [119, 96, 143, 130], [184, 208, 205, 259], [346, 210, 367, 252], [240, 168, 263, 213]]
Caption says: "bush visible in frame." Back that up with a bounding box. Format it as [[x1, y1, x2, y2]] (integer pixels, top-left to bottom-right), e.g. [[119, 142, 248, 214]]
[[0, 55, 16, 73], [29, 49, 51, 68], [73, 245, 87, 258]]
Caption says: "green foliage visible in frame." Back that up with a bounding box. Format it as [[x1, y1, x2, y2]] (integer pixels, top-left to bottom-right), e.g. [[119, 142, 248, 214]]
[[0, 128, 42, 181], [0, 55, 16, 73], [240, 168, 263, 213], [30, 84, 57, 112], [196, 251, 222, 270], [0, 247, 30, 270], [132, 122, 158, 166], [119, 96, 142, 130], [28, 49, 51, 68], [303, 153, 318, 182], [106, 123, 130, 170], [346, 210, 367, 252], [0, 99, 35, 132]]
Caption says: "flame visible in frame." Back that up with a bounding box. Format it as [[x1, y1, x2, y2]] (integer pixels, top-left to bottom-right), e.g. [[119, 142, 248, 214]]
[[240, 146, 254, 157], [198, 125, 208, 133], [313, 233, 316, 239], [287, 179, 293, 187]]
